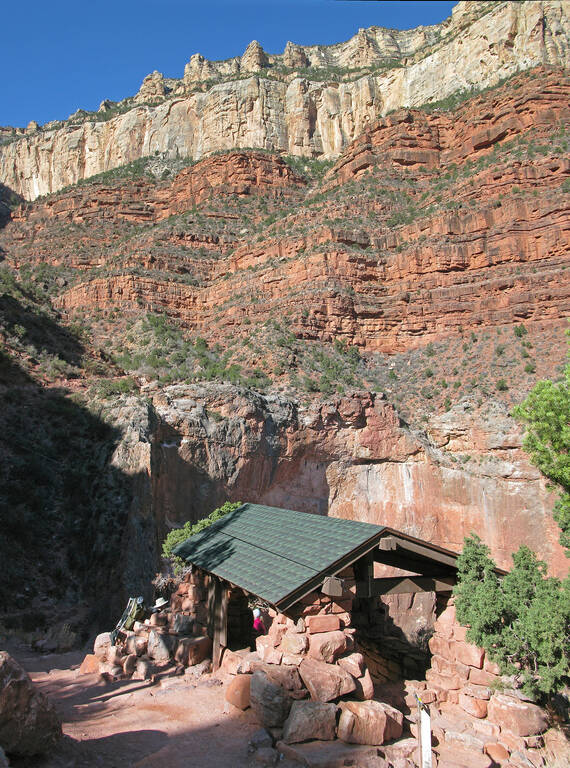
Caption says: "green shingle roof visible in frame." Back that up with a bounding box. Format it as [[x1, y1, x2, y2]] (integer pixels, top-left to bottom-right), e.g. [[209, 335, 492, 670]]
[[173, 503, 386, 610]]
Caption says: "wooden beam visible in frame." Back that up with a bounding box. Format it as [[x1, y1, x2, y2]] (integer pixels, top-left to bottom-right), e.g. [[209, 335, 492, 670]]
[[356, 575, 456, 597], [374, 549, 457, 577], [322, 576, 344, 598], [378, 537, 458, 569]]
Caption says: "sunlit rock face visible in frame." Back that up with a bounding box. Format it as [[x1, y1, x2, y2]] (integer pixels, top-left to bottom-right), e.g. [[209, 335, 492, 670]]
[[2, 1, 568, 199], [120, 384, 567, 581]]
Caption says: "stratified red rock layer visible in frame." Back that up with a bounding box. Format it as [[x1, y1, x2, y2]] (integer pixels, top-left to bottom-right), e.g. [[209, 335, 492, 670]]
[[2, 68, 569, 355]]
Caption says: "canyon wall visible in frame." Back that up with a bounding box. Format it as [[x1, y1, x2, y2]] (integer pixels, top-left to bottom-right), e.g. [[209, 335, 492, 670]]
[[1, 1, 569, 199], [118, 384, 566, 594]]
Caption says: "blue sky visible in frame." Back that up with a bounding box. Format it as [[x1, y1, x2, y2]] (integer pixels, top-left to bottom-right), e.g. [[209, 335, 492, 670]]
[[4, 1, 456, 128]]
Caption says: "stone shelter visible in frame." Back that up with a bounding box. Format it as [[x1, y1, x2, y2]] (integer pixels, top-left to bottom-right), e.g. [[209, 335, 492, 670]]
[[172, 503, 466, 673]]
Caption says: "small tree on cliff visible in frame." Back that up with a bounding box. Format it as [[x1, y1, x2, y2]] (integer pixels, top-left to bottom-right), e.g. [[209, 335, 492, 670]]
[[512, 339, 570, 553], [454, 337, 570, 699]]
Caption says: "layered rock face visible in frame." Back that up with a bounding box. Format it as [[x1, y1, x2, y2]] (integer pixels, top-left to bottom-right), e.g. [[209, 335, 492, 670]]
[[1, 0, 569, 199], [6, 69, 566, 355], [140, 384, 567, 578]]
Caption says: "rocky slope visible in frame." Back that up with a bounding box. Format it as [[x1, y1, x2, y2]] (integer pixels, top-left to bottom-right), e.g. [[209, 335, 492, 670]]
[[1, 0, 569, 199]]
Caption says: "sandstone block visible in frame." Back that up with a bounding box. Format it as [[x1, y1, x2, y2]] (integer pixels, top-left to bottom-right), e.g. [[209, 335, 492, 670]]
[[459, 692, 488, 719], [498, 731, 525, 753], [122, 653, 137, 677], [429, 635, 454, 660], [469, 667, 498, 686], [308, 630, 347, 663], [280, 632, 308, 656], [483, 658, 501, 675], [454, 641, 485, 669], [299, 658, 356, 702], [431, 653, 469, 679], [0, 652, 61, 756], [282, 700, 337, 743], [425, 669, 461, 690], [93, 631, 112, 659], [175, 636, 212, 666], [221, 648, 246, 675], [250, 670, 292, 728], [485, 742, 509, 763], [338, 700, 404, 746], [444, 727, 486, 752], [256, 636, 283, 665], [472, 719, 500, 739], [306, 615, 341, 634], [487, 694, 548, 736], [268, 623, 288, 646], [354, 668, 374, 701], [436, 744, 493, 768], [225, 674, 251, 710], [262, 664, 304, 692], [453, 625, 469, 642], [79, 654, 101, 675], [126, 634, 148, 657], [147, 629, 173, 661], [292, 618, 305, 633], [463, 683, 491, 700], [434, 604, 456, 637], [337, 652, 365, 678]]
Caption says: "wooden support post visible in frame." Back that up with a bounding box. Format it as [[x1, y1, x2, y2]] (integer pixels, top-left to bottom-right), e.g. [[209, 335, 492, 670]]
[[353, 551, 374, 598], [211, 577, 228, 672]]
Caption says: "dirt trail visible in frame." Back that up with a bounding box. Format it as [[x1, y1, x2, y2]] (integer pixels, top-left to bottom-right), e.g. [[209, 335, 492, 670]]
[[5, 641, 262, 768]]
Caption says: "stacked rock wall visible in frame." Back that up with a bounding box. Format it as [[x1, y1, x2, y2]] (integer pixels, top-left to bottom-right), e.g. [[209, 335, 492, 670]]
[[417, 597, 553, 768], [79, 571, 213, 681]]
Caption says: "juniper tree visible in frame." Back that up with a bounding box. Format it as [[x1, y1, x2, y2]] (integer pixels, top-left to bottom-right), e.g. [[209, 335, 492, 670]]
[[454, 535, 569, 699]]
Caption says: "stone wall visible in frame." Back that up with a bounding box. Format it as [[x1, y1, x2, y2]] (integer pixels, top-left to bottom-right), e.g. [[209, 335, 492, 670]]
[[415, 597, 554, 767]]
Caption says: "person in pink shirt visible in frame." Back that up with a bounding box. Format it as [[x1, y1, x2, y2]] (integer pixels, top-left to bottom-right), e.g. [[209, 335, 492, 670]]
[[252, 607, 266, 639]]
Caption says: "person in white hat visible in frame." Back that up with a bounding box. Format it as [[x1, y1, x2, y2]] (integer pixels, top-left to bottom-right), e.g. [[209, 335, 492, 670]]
[[151, 596, 169, 613]]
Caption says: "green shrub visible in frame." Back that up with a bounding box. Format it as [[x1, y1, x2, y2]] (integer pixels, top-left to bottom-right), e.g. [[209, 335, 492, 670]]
[[454, 534, 569, 699], [162, 501, 242, 573], [514, 324, 528, 338], [496, 379, 508, 391]]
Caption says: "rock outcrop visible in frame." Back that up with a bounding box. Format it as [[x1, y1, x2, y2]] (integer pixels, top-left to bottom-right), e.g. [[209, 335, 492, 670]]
[[106, 383, 565, 579], [2, 1, 569, 199], [0, 652, 61, 756]]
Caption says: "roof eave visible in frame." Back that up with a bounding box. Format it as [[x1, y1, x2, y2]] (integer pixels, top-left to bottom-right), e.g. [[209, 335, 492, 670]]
[[275, 527, 387, 613]]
